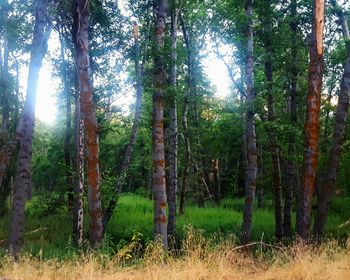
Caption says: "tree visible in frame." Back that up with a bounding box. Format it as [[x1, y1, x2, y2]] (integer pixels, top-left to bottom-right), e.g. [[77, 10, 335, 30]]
[[167, 0, 178, 242], [261, 0, 283, 240], [9, 0, 51, 256], [72, 0, 103, 244], [313, 0, 350, 238], [73, 86, 84, 245], [103, 21, 145, 232], [241, 0, 258, 244], [152, 0, 168, 249], [296, 0, 325, 239], [58, 28, 73, 210], [283, 0, 299, 237]]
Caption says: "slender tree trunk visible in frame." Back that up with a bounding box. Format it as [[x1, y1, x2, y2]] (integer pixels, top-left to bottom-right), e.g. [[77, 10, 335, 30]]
[[283, 0, 298, 237], [73, 89, 84, 245], [72, 0, 103, 244], [296, 0, 325, 239], [9, 0, 51, 256], [59, 31, 73, 210], [0, 31, 9, 143], [313, 0, 350, 239], [263, 5, 283, 239], [152, 0, 168, 249], [241, 0, 258, 245], [167, 0, 178, 241], [102, 22, 144, 232], [179, 87, 190, 216]]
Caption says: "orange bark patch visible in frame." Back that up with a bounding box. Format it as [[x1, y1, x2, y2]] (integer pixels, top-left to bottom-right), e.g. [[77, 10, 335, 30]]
[[315, 0, 325, 55], [158, 215, 167, 223], [153, 160, 165, 166]]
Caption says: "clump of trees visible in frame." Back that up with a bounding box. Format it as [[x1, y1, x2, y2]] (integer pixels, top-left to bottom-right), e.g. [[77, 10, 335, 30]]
[[0, 0, 349, 256]]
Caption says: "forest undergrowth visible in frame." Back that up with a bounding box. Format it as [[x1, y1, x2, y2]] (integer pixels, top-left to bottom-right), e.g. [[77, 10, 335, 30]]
[[0, 228, 349, 280]]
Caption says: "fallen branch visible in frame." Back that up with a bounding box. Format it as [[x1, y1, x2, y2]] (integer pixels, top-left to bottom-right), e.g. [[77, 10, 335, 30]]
[[232, 241, 284, 251]]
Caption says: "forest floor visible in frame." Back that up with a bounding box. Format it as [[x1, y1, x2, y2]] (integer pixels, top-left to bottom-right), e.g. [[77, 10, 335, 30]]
[[0, 194, 349, 279], [0, 238, 349, 279], [0, 194, 349, 258]]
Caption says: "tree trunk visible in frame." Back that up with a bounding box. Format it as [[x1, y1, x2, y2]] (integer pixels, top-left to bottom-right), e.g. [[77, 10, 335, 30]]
[[0, 29, 9, 144], [9, 0, 51, 256], [102, 22, 144, 232], [59, 31, 73, 211], [72, 78, 84, 245], [72, 0, 103, 244], [167, 0, 178, 241], [152, 0, 168, 249], [241, 0, 258, 245], [313, 0, 350, 239], [179, 88, 190, 216], [283, 0, 298, 237], [296, 0, 325, 239], [263, 5, 283, 239]]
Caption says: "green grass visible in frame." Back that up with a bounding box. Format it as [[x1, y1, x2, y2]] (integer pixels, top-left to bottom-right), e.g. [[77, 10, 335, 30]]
[[0, 194, 349, 259]]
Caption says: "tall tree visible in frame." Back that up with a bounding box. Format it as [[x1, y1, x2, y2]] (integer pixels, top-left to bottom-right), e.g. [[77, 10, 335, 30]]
[[58, 29, 73, 210], [73, 90, 84, 245], [296, 0, 325, 239], [72, 0, 103, 244], [262, 0, 283, 240], [283, 0, 299, 237], [9, 0, 51, 256], [152, 0, 168, 248], [313, 0, 350, 238], [103, 21, 144, 232], [241, 0, 258, 244], [167, 0, 178, 242]]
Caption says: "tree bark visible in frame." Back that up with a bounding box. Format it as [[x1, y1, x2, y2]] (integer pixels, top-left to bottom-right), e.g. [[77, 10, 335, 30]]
[[262, 2, 283, 239], [9, 0, 51, 256], [283, 0, 298, 237], [167, 0, 178, 241], [102, 22, 144, 232], [179, 88, 190, 216], [241, 0, 258, 245], [313, 0, 350, 239], [59, 31, 73, 211], [296, 0, 325, 239], [73, 79, 84, 245], [0, 28, 10, 144], [72, 0, 103, 244], [152, 0, 168, 249]]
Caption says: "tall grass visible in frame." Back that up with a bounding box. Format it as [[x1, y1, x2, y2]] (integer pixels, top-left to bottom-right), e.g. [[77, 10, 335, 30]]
[[0, 230, 349, 280], [0, 194, 349, 259]]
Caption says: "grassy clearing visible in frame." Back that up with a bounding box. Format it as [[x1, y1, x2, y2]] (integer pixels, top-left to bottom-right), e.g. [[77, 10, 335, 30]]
[[107, 194, 349, 243], [0, 194, 349, 259]]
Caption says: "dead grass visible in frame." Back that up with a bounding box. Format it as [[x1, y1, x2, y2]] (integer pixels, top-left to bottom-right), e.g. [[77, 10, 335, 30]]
[[0, 238, 349, 280]]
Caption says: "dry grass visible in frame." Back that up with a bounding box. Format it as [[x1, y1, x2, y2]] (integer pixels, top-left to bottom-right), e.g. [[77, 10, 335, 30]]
[[0, 238, 349, 280]]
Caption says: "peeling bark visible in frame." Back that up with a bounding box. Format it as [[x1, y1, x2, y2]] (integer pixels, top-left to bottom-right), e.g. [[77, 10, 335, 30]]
[[9, 0, 51, 256], [241, 0, 258, 245], [296, 0, 325, 239], [152, 0, 168, 249], [73, 0, 103, 244], [314, 0, 350, 239]]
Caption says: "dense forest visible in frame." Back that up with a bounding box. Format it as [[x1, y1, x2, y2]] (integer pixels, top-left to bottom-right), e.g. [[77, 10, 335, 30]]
[[0, 0, 350, 278]]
